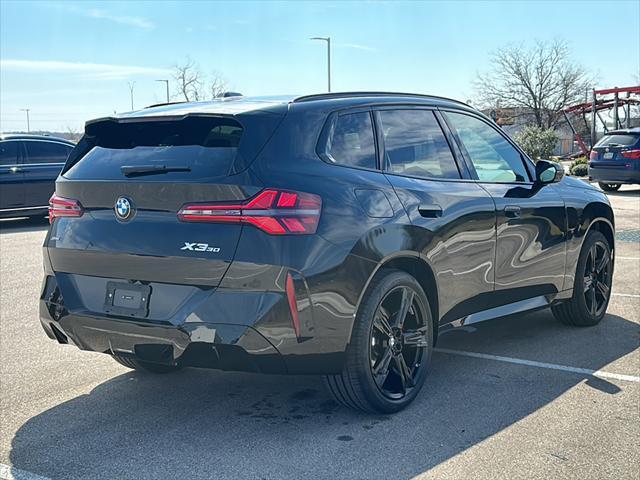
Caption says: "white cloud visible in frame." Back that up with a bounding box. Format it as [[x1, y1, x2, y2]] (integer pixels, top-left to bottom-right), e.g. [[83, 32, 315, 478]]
[[1, 59, 171, 80], [2, 88, 110, 99], [85, 8, 155, 29], [55, 4, 154, 30]]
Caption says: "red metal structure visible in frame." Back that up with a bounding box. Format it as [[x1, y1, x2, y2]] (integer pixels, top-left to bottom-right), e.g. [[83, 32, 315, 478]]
[[561, 86, 640, 157]]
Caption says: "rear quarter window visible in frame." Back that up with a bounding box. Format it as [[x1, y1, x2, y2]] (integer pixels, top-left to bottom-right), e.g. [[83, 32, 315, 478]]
[[0, 141, 19, 164], [320, 111, 377, 169]]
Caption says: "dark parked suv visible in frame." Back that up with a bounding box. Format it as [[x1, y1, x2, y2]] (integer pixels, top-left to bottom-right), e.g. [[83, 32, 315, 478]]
[[40, 93, 615, 413], [589, 127, 640, 191], [1, 134, 74, 218]]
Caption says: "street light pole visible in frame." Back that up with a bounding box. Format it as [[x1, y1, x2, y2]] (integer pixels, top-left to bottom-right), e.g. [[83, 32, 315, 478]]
[[310, 36, 331, 92], [20, 109, 30, 132], [155, 79, 170, 103]]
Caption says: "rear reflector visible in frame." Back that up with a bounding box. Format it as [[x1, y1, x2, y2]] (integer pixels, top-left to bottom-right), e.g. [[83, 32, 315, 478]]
[[621, 149, 640, 159], [589, 150, 598, 160], [49, 194, 84, 224], [178, 189, 322, 235], [286, 272, 301, 338]]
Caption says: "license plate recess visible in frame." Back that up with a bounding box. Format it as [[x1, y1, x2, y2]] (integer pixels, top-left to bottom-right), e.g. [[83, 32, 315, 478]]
[[104, 282, 151, 317]]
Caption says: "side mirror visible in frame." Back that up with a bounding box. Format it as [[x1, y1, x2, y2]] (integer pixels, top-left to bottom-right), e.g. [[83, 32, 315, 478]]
[[535, 160, 564, 184]]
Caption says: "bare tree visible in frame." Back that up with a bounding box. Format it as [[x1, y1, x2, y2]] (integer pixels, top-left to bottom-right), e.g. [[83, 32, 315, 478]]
[[475, 39, 592, 128], [173, 58, 228, 101], [65, 124, 82, 143], [208, 71, 228, 99], [173, 57, 204, 101]]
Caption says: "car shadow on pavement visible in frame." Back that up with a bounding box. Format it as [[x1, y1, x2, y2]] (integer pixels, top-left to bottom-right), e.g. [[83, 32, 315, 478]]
[[0, 216, 49, 234], [9, 310, 639, 480]]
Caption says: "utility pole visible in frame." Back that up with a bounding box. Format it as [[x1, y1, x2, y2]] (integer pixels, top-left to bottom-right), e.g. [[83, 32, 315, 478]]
[[20, 109, 30, 133], [155, 79, 170, 103], [310, 36, 331, 92], [613, 87, 619, 130], [128, 81, 136, 110], [590, 89, 597, 148]]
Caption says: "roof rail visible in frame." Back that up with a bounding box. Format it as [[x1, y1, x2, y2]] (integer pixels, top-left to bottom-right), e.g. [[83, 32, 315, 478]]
[[292, 91, 471, 107]]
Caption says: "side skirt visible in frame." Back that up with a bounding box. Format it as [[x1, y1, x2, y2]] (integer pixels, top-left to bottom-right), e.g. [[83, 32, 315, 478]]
[[449, 291, 573, 327]]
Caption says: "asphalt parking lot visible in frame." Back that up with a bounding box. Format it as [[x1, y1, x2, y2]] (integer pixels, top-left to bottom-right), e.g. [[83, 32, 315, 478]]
[[1, 185, 638, 480]]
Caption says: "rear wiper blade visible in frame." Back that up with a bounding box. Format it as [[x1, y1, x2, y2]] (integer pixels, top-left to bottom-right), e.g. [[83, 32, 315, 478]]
[[121, 165, 191, 176]]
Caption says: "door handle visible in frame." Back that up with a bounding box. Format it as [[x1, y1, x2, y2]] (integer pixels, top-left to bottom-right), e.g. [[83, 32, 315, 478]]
[[505, 205, 521, 218], [418, 203, 443, 218], [9, 166, 23, 173]]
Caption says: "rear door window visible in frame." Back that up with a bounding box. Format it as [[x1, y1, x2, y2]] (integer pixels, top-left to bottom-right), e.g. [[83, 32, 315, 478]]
[[65, 117, 244, 180], [323, 112, 377, 169], [24, 141, 71, 164], [379, 109, 460, 179]]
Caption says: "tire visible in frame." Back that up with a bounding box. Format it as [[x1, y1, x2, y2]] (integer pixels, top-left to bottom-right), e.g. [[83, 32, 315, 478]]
[[552, 230, 613, 326], [598, 182, 621, 192], [324, 269, 434, 414], [111, 354, 183, 374]]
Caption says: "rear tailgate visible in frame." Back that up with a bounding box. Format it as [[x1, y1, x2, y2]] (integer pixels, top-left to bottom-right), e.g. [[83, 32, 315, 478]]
[[47, 113, 281, 290], [49, 178, 256, 286], [591, 132, 640, 165]]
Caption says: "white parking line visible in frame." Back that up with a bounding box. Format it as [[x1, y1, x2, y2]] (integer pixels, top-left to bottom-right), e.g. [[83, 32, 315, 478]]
[[612, 292, 640, 298], [0, 464, 50, 480], [435, 348, 640, 383], [617, 256, 639, 260]]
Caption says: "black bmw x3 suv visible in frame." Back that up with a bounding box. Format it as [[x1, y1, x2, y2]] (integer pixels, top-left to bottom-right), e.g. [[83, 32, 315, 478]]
[[40, 93, 615, 413]]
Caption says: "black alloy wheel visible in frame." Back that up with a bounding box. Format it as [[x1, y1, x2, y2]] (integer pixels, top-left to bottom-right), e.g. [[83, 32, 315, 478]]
[[582, 240, 612, 318], [370, 286, 429, 399], [324, 270, 433, 413], [552, 230, 613, 327]]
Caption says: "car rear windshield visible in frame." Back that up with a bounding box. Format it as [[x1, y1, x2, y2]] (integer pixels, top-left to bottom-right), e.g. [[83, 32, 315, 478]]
[[595, 134, 639, 147], [64, 116, 245, 181]]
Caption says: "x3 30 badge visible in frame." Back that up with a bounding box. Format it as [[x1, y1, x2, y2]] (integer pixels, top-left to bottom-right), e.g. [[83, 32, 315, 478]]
[[181, 242, 221, 253]]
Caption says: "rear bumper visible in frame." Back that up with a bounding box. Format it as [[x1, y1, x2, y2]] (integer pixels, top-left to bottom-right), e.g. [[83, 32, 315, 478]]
[[589, 165, 640, 184], [40, 298, 288, 373], [39, 269, 350, 375]]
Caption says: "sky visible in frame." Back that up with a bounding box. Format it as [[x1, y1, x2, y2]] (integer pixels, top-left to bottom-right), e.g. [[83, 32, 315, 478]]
[[1, 0, 639, 132]]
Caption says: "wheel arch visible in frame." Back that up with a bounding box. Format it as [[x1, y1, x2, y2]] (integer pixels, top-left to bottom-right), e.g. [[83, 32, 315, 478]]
[[579, 197, 615, 257], [350, 254, 440, 346], [586, 217, 615, 251], [581, 198, 614, 233]]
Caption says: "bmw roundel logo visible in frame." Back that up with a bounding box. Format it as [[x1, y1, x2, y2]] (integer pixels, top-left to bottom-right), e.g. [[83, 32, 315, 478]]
[[115, 197, 133, 220]]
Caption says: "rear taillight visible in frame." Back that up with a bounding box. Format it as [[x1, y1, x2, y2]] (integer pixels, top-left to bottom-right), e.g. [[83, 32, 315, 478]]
[[589, 150, 598, 160], [177, 189, 322, 235], [48, 194, 84, 224], [621, 149, 640, 159]]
